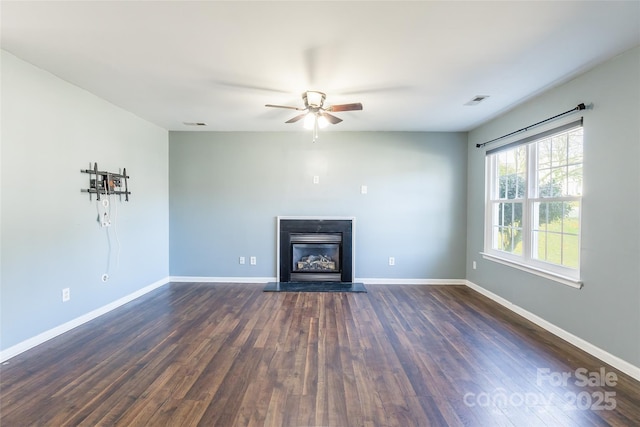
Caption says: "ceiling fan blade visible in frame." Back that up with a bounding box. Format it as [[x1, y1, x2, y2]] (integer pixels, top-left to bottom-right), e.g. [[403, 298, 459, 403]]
[[320, 112, 343, 124], [265, 104, 305, 111], [327, 103, 363, 112], [285, 113, 307, 123]]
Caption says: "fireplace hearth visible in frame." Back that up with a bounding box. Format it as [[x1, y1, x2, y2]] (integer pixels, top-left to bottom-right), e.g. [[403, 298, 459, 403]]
[[276, 217, 354, 283]]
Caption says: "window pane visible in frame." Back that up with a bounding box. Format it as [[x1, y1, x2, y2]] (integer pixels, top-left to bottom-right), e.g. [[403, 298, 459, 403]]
[[538, 167, 565, 198], [496, 202, 522, 227], [516, 147, 527, 177], [545, 233, 562, 264], [499, 174, 507, 199], [512, 233, 523, 255], [534, 231, 562, 265], [567, 165, 582, 196], [532, 202, 581, 267], [568, 129, 583, 164], [500, 174, 525, 199], [538, 138, 551, 169], [562, 235, 580, 268], [562, 202, 580, 234], [537, 201, 563, 227], [551, 133, 568, 166], [537, 170, 552, 198], [497, 146, 526, 200], [513, 203, 523, 226], [515, 172, 525, 198], [493, 226, 506, 251], [493, 202, 523, 254], [536, 130, 582, 199], [495, 226, 523, 254], [553, 167, 568, 197], [495, 227, 506, 251]]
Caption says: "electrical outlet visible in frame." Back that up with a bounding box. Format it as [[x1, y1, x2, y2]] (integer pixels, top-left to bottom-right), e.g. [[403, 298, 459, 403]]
[[62, 288, 70, 302], [389, 257, 395, 266], [239, 256, 245, 265], [361, 185, 368, 194], [102, 274, 109, 282], [250, 256, 256, 265], [473, 261, 477, 270], [313, 175, 320, 184]]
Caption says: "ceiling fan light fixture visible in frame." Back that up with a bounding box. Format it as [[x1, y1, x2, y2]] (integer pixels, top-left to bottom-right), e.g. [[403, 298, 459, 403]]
[[303, 112, 329, 130], [303, 113, 316, 130], [317, 114, 329, 129], [265, 90, 361, 141]]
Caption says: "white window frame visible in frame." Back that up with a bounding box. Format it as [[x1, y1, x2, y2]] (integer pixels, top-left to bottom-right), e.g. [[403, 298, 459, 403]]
[[482, 120, 583, 289]]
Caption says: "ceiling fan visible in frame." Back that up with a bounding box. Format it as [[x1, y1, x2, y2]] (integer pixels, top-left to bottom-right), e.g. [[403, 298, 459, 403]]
[[265, 91, 363, 141]]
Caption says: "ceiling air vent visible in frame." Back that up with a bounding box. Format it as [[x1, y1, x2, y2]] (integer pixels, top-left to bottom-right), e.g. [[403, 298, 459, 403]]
[[464, 95, 490, 106]]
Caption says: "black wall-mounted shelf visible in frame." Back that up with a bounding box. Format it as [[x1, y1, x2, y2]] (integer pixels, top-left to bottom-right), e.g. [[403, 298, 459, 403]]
[[81, 162, 130, 201]]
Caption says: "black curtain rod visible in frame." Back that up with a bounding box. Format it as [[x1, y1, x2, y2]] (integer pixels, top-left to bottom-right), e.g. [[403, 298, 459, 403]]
[[476, 103, 587, 148]]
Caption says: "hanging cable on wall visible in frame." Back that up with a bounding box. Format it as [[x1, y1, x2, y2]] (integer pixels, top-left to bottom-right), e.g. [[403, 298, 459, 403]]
[[99, 195, 122, 282], [102, 198, 112, 282], [96, 196, 121, 282], [476, 103, 589, 148]]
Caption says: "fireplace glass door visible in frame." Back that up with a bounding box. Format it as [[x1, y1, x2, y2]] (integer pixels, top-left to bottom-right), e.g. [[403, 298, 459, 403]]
[[292, 243, 340, 273], [289, 233, 342, 282]]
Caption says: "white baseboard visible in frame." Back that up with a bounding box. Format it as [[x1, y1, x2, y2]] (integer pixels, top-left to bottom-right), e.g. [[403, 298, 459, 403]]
[[359, 278, 466, 285], [169, 276, 276, 284], [465, 280, 640, 382], [0, 276, 170, 363]]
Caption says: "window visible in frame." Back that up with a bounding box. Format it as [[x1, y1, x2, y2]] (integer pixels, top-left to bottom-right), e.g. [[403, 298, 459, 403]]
[[484, 120, 583, 286]]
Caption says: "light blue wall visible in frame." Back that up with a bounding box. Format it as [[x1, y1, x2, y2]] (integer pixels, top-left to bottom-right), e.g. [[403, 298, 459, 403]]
[[169, 131, 468, 280], [0, 51, 170, 351], [466, 47, 640, 367]]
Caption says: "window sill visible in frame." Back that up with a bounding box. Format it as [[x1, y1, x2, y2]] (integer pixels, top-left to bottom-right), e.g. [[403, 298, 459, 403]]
[[480, 252, 583, 289]]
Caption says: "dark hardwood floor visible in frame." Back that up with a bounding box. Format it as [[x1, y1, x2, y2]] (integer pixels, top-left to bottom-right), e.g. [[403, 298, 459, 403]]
[[1, 283, 639, 426]]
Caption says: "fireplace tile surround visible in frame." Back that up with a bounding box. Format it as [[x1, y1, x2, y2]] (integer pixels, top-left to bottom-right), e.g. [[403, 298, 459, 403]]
[[276, 216, 355, 284]]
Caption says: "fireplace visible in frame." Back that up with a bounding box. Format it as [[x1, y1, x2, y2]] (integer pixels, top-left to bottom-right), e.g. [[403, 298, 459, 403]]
[[278, 217, 354, 283]]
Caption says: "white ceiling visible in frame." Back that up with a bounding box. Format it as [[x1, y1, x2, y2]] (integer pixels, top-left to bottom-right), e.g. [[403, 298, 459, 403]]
[[2, 1, 639, 132]]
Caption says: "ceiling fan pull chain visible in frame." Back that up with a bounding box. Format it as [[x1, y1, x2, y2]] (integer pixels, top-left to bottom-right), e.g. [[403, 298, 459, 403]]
[[313, 116, 319, 142]]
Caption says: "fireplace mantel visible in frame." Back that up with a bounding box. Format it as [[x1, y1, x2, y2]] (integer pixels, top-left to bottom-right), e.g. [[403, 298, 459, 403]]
[[276, 216, 355, 283]]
